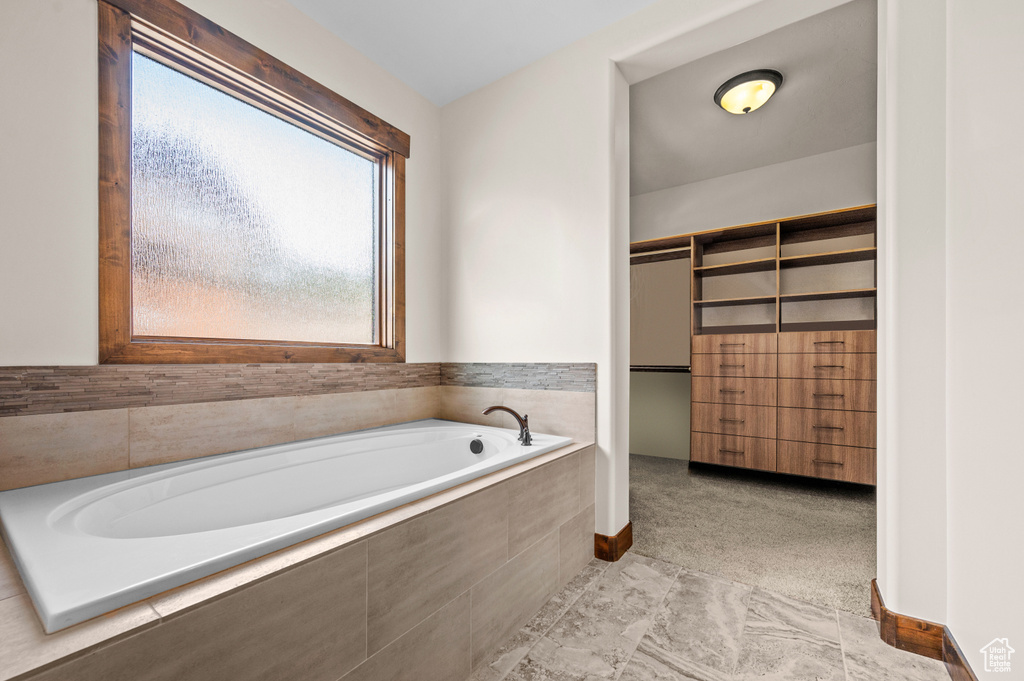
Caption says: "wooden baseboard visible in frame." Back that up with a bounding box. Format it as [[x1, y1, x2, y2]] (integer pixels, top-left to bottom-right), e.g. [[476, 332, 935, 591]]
[[871, 580, 979, 680], [943, 629, 980, 681], [594, 521, 632, 562]]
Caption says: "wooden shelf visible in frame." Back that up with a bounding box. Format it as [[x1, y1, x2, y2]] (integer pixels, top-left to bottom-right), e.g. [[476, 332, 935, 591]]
[[779, 288, 876, 303], [693, 294, 776, 308], [693, 258, 776, 277], [779, 247, 876, 269]]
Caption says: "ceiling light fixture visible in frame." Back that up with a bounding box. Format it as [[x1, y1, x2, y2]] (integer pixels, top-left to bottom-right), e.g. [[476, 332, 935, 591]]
[[714, 69, 783, 115]]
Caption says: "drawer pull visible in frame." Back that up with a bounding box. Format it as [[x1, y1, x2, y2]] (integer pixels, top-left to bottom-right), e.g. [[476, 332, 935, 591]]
[[719, 418, 745, 423], [814, 340, 846, 345], [814, 365, 845, 369], [720, 342, 746, 347], [813, 393, 845, 398], [719, 364, 745, 368], [812, 459, 844, 466], [719, 449, 744, 455], [719, 389, 746, 393], [813, 425, 845, 430]]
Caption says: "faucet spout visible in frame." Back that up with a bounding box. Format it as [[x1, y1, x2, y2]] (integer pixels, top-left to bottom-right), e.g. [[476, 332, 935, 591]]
[[482, 406, 532, 446]]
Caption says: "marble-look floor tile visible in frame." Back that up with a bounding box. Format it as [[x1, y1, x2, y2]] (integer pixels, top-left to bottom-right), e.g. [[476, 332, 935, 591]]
[[510, 553, 680, 680], [524, 563, 606, 636], [590, 552, 681, 612], [743, 587, 841, 644], [620, 643, 734, 681], [734, 588, 845, 681], [641, 570, 751, 677], [838, 611, 950, 681], [470, 630, 539, 681]]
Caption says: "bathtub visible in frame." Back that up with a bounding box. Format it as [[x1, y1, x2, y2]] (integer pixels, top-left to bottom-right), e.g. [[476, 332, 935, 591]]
[[0, 419, 572, 633]]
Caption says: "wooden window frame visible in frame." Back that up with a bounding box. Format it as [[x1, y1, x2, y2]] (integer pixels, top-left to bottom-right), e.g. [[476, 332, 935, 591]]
[[98, 0, 409, 364]]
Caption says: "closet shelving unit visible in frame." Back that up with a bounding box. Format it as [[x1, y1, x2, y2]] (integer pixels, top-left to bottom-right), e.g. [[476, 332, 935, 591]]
[[691, 205, 877, 336]]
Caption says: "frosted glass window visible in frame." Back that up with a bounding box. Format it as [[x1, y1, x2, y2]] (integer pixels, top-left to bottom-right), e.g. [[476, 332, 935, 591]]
[[130, 52, 379, 345]]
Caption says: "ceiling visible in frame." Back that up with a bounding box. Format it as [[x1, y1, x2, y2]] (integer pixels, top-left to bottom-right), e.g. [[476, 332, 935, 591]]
[[629, 0, 877, 196], [286, 0, 662, 107]]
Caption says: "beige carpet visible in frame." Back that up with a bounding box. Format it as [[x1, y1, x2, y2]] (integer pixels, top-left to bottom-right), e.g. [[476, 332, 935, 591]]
[[629, 454, 876, 616]]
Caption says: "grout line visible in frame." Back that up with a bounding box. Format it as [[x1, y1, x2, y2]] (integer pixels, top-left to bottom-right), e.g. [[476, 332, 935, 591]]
[[492, 557, 610, 681], [614, 562, 683, 681], [836, 608, 851, 681], [730, 582, 755, 677]]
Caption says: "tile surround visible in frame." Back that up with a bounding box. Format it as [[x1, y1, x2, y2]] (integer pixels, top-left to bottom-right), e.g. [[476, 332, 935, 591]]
[[0, 410, 130, 491], [3, 444, 595, 681], [367, 482, 509, 654], [0, 363, 595, 491]]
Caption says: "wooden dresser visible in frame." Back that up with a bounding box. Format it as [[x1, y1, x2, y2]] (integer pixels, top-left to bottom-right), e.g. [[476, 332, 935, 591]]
[[691, 329, 876, 484], [683, 205, 878, 484]]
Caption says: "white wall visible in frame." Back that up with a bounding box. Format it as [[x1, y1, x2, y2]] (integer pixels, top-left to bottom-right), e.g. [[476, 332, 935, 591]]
[[440, 0, 850, 537], [875, 0, 949, 626], [630, 142, 877, 242], [0, 0, 445, 365], [945, 0, 1024, 669]]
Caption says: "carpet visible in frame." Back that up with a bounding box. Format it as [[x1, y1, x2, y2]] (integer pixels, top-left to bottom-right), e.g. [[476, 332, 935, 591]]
[[629, 454, 876, 616]]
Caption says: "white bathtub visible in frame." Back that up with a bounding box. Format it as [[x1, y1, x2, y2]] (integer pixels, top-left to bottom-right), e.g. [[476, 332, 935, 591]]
[[0, 419, 572, 633]]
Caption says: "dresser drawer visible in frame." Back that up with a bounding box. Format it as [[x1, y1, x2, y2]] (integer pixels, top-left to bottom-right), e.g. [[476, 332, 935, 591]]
[[692, 403, 777, 439], [778, 379, 876, 412], [778, 408, 876, 448], [693, 333, 777, 355], [777, 441, 876, 485], [691, 432, 776, 472], [778, 353, 876, 380], [778, 330, 876, 354], [692, 376, 777, 406], [692, 353, 777, 378]]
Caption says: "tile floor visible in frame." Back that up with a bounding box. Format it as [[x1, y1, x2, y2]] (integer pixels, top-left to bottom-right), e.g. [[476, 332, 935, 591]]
[[472, 553, 949, 681]]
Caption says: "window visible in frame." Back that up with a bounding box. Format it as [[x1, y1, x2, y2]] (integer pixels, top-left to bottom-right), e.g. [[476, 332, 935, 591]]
[[98, 0, 409, 363]]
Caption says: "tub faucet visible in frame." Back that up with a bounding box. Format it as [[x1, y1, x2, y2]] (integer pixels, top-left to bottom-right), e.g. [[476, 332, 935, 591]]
[[482, 406, 532, 446]]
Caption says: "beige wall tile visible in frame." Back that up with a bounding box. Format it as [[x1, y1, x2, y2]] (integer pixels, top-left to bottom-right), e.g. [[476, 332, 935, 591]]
[[579, 445, 596, 509], [559, 504, 596, 586], [507, 453, 580, 557], [0, 538, 26, 602], [129, 397, 296, 468], [292, 390, 395, 440], [470, 530, 559, 668], [28, 542, 368, 681], [0, 410, 129, 491], [0, 594, 160, 681], [343, 592, 471, 681], [502, 388, 595, 443], [367, 483, 508, 655], [439, 386, 508, 427], [392, 385, 441, 423]]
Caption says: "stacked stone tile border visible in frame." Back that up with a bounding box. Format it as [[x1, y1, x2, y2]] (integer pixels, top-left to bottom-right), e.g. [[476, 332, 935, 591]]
[[441, 363, 595, 393], [0, 362, 596, 417]]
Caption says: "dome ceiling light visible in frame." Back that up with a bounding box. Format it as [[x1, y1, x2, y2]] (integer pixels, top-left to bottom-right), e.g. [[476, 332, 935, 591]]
[[714, 69, 784, 115]]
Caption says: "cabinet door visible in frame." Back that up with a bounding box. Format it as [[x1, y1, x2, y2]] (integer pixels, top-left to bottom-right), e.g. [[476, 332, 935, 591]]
[[692, 376, 777, 406], [778, 330, 876, 354], [692, 333, 778, 354], [691, 432, 776, 472], [692, 403, 777, 439], [778, 408, 876, 448], [778, 379, 876, 412], [778, 353, 877, 380], [777, 441, 876, 484], [692, 353, 777, 378]]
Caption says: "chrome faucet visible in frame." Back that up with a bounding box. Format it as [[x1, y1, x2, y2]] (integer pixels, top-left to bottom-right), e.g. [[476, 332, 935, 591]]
[[482, 406, 532, 446]]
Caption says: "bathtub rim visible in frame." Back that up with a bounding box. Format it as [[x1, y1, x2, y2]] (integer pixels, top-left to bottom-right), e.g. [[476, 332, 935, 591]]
[[0, 432, 594, 681]]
